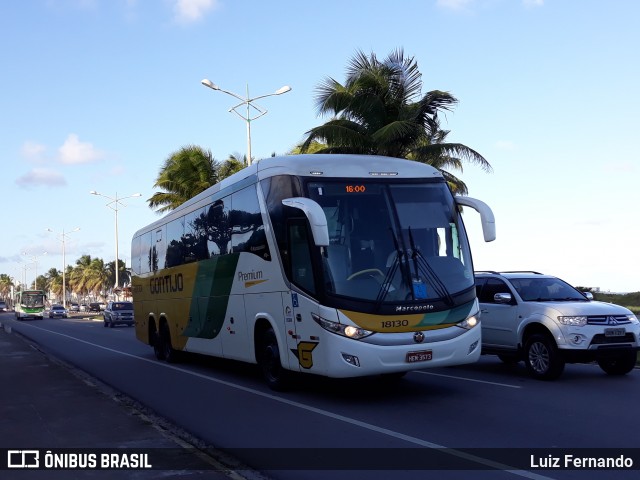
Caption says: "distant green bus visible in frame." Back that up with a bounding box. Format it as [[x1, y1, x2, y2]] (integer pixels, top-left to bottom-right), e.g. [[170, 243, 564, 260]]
[[15, 290, 47, 320]]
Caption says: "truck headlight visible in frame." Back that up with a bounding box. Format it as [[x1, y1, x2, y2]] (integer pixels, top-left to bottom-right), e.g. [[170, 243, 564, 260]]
[[558, 316, 587, 326], [311, 313, 373, 340]]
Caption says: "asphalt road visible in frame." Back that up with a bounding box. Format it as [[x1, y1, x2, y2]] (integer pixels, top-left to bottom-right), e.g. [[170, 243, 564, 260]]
[[3, 311, 638, 480]]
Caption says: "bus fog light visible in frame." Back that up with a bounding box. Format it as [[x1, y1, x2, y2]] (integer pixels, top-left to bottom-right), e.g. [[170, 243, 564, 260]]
[[468, 340, 479, 354], [342, 353, 360, 367]]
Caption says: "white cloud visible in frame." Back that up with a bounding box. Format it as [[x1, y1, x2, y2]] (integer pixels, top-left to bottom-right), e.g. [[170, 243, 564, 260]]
[[173, 0, 219, 23], [15, 168, 67, 188], [21, 141, 47, 161], [58, 134, 105, 165]]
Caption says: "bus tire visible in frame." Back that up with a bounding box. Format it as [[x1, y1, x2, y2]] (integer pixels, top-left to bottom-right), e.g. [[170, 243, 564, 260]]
[[159, 322, 180, 363], [152, 325, 165, 361], [259, 327, 289, 391]]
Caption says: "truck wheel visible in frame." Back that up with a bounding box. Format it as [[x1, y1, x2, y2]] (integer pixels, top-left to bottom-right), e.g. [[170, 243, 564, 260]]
[[597, 351, 637, 375], [524, 334, 565, 380], [258, 327, 289, 391]]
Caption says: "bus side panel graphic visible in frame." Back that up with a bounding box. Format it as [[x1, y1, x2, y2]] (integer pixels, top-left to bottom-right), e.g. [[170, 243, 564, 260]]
[[183, 254, 239, 339]]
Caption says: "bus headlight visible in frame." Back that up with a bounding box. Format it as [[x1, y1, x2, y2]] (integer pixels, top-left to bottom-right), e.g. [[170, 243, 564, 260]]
[[457, 315, 479, 330], [312, 313, 373, 340]]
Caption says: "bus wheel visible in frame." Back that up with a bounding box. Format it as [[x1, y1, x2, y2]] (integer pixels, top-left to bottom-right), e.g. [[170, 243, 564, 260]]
[[159, 322, 180, 363], [152, 326, 165, 361], [259, 327, 289, 391]]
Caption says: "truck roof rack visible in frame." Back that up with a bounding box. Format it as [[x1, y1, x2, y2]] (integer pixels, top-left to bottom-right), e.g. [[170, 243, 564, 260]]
[[474, 270, 545, 275], [500, 271, 544, 275]]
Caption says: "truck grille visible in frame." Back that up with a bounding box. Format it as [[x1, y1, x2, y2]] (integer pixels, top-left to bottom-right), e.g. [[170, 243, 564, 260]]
[[586, 315, 631, 325]]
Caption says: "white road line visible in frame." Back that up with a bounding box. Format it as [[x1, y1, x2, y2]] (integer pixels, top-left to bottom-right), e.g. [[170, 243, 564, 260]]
[[413, 370, 523, 389], [15, 322, 552, 480]]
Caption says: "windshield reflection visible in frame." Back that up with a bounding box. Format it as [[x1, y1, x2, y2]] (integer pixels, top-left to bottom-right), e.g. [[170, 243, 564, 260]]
[[308, 181, 474, 304], [509, 277, 589, 302]]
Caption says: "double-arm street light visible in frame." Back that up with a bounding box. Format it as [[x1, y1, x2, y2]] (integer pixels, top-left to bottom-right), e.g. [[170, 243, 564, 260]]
[[200, 79, 291, 166], [46, 227, 80, 308], [90, 191, 141, 299], [22, 252, 47, 290]]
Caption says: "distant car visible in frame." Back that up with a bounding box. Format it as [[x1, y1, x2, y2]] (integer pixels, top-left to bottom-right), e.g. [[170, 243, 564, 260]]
[[475, 271, 640, 380], [103, 301, 134, 328], [89, 303, 101, 312], [0, 301, 7, 312], [48, 305, 68, 319], [99, 302, 107, 311], [68, 303, 80, 312], [79, 304, 88, 312]]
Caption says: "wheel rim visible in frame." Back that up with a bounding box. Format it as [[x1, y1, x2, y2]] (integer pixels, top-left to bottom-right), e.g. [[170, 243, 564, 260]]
[[528, 341, 550, 374]]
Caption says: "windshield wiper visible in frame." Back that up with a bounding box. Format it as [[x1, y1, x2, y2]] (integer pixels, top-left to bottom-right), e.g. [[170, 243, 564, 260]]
[[407, 227, 454, 306], [375, 228, 413, 307]]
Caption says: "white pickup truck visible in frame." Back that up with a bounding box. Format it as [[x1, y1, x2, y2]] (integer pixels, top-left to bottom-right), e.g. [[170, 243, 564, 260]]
[[475, 271, 639, 380]]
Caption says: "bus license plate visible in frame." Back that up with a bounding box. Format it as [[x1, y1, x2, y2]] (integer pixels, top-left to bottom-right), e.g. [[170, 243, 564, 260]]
[[406, 350, 433, 363], [604, 328, 625, 337]]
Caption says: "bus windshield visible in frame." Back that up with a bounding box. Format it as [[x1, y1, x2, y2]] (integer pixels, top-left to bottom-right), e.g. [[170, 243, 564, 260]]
[[307, 181, 474, 304], [22, 293, 45, 308]]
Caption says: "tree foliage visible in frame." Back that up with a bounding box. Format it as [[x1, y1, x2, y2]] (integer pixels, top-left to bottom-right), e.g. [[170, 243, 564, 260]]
[[300, 49, 492, 194]]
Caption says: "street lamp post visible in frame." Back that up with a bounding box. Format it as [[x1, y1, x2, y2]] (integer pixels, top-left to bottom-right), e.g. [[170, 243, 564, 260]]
[[46, 227, 80, 309], [90, 191, 141, 300], [22, 252, 47, 290], [200, 79, 291, 166]]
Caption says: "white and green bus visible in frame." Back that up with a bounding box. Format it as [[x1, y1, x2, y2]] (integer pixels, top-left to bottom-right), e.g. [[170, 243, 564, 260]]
[[131, 154, 496, 389], [15, 289, 47, 320]]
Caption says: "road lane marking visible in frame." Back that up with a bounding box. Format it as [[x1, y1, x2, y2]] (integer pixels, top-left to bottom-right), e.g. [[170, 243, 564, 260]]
[[15, 322, 552, 480], [413, 370, 522, 389]]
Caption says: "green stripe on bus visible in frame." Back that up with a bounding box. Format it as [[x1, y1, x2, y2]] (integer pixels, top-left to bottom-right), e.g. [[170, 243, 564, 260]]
[[183, 254, 240, 339]]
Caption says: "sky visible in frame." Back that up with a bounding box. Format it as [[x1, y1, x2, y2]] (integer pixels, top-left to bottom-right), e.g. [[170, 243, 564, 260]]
[[1, 0, 638, 293]]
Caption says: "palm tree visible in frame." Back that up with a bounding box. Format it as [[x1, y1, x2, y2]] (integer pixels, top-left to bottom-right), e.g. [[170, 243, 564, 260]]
[[84, 258, 110, 298], [219, 153, 246, 179], [106, 259, 130, 290], [0, 273, 13, 300], [69, 255, 93, 301], [45, 268, 62, 300], [299, 49, 491, 193], [148, 146, 246, 214]]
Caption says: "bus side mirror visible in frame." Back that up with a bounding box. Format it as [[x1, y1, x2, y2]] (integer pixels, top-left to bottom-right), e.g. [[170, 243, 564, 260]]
[[455, 196, 496, 242], [282, 197, 330, 246]]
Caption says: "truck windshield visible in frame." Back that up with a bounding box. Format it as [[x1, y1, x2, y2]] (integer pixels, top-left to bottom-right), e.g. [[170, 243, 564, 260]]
[[307, 181, 474, 304], [509, 277, 589, 302]]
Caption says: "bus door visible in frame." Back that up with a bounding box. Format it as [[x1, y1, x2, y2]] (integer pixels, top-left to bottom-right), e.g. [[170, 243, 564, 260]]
[[284, 220, 324, 375]]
